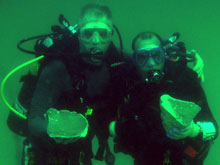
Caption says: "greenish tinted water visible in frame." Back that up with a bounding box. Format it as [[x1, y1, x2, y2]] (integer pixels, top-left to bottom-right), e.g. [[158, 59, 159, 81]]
[[1, 0, 219, 164]]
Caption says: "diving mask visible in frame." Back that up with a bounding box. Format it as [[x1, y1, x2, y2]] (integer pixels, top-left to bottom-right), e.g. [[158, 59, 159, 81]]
[[133, 47, 166, 67], [79, 22, 113, 42]]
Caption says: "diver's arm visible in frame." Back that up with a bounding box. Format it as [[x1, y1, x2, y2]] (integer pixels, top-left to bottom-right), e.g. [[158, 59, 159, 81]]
[[165, 70, 218, 140], [187, 68, 218, 139], [187, 49, 205, 82], [193, 87, 218, 140], [28, 60, 71, 138]]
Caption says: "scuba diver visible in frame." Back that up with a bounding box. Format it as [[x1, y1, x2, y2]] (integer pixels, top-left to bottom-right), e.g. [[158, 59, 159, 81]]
[[2, 4, 206, 165], [4, 3, 137, 165], [109, 31, 218, 165]]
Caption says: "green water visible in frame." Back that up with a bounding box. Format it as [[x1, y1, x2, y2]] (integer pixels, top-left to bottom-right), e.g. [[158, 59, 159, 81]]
[[1, 0, 219, 164]]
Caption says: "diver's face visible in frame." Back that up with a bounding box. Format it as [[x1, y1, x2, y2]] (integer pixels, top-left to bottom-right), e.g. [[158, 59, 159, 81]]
[[134, 38, 165, 73], [78, 21, 113, 65]]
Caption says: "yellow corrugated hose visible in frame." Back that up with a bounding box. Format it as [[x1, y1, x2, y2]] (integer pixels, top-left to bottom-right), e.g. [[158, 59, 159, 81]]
[[1, 55, 44, 119]]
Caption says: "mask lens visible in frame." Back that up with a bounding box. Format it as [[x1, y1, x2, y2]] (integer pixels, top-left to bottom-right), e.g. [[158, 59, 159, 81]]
[[151, 49, 164, 64], [134, 48, 165, 66], [97, 29, 108, 39], [80, 28, 112, 41], [136, 52, 150, 66], [83, 29, 94, 39]]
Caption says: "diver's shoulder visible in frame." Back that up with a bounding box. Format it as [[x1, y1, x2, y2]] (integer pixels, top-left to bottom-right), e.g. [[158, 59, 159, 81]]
[[41, 59, 67, 74], [166, 60, 199, 82]]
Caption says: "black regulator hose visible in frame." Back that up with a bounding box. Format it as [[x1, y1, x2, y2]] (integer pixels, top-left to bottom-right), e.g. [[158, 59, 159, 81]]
[[113, 24, 123, 55], [17, 33, 56, 55], [17, 13, 124, 57]]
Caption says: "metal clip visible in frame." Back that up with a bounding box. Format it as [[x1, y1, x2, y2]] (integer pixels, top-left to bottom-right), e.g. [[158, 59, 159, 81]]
[[163, 150, 172, 165], [85, 107, 93, 116]]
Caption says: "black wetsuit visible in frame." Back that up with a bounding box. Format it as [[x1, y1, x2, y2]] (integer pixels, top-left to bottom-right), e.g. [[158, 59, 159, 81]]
[[24, 33, 137, 164], [114, 60, 219, 165]]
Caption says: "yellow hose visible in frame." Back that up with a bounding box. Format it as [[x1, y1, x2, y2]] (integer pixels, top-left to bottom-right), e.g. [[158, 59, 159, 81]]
[[1, 55, 45, 119]]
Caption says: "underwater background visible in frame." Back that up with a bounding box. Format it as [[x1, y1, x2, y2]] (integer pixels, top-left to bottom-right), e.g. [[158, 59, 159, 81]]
[[0, 0, 219, 164]]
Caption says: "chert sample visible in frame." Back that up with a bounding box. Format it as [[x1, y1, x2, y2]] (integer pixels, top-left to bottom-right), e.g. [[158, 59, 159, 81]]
[[46, 108, 88, 138], [160, 94, 201, 132]]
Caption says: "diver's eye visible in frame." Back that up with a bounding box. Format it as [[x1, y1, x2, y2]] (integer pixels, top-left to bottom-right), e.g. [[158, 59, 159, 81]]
[[136, 54, 148, 65], [152, 49, 164, 62], [98, 29, 108, 39], [84, 29, 93, 39]]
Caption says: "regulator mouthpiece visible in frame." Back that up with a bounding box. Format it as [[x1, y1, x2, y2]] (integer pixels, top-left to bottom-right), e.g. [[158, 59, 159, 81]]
[[145, 70, 164, 83]]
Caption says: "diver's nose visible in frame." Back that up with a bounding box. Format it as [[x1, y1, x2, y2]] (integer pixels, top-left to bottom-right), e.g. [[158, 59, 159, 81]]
[[91, 32, 101, 44], [147, 57, 156, 67]]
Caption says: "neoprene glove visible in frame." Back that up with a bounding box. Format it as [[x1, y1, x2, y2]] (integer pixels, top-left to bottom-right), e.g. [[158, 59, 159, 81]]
[[188, 49, 205, 82], [167, 120, 200, 140]]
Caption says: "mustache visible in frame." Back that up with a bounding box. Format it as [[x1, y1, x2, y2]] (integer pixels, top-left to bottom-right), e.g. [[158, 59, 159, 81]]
[[90, 47, 102, 54], [90, 48, 104, 59], [81, 48, 104, 59]]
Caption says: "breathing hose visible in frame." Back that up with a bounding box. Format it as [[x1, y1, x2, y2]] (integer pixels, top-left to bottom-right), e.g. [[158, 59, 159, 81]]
[[1, 55, 45, 119]]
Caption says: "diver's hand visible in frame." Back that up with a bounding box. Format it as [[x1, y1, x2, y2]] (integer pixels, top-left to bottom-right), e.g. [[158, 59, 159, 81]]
[[109, 121, 116, 137], [188, 49, 205, 82], [167, 121, 200, 140]]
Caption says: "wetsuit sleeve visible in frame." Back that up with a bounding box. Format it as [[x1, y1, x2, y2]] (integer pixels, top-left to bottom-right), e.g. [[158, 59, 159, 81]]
[[28, 60, 71, 138], [177, 67, 219, 140], [192, 84, 219, 139]]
